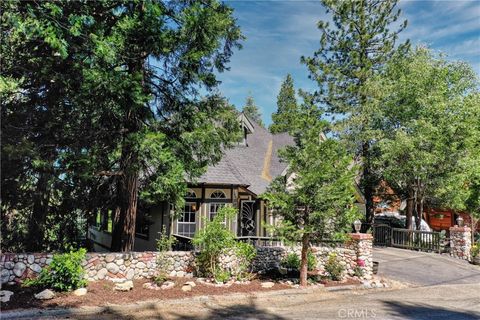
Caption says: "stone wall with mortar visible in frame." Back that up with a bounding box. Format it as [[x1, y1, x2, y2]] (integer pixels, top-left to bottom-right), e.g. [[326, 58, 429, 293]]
[[1, 233, 373, 283], [450, 226, 472, 261]]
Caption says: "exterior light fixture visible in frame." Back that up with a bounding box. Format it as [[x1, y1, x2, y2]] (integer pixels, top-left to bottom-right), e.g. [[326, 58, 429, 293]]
[[354, 219, 362, 233], [456, 216, 464, 227]]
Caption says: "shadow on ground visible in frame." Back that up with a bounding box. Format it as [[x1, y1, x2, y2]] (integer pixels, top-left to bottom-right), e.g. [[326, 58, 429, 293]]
[[383, 301, 480, 320], [56, 297, 285, 320]]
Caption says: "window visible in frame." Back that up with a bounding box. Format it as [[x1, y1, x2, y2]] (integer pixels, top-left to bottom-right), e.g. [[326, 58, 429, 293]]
[[210, 190, 226, 199], [209, 203, 226, 222], [178, 202, 196, 238], [185, 190, 197, 199]]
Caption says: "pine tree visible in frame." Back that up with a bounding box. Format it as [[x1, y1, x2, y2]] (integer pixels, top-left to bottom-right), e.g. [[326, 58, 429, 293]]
[[269, 74, 298, 134], [301, 0, 409, 224], [242, 95, 264, 127]]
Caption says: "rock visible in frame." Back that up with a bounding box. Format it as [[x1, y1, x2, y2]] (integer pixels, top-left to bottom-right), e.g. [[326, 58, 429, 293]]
[[27, 255, 35, 264], [181, 284, 192, 292], [176, 271, 185, 277], [30, 264, 42, 273], [169, 271, 177, 277], [106, 262, 119, 274], [97, 268, 107, 280], [1, 269, 10, 284], [261, 281, 275, 288], [34, 289, 55, 300], [126, 269, 135, 280], [73, 288, 87, 296], [0, 290, 14, 303], [13, 262, 26, 277], [114, 280, 133, 291], [278, 267, 288, 275], [105, 253, 116, 263], [161, 281, 175, 290], [115, 259, 124, 266], [143, 282, 154, 289], [185, 281, 196, 287], [5, 262, 15, 270], [136, 262, 146, 269]]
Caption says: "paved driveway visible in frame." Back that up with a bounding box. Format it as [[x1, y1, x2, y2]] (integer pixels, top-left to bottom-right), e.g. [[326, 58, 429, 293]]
[[373, 247, 480, 286]]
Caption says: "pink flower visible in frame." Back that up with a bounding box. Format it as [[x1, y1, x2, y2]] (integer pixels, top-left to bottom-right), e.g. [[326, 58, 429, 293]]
[[357, 259, 365, 267]]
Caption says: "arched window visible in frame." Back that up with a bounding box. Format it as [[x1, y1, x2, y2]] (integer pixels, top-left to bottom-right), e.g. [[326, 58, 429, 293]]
[[210, 190, 226, 199], [185, 190, 197, 199]]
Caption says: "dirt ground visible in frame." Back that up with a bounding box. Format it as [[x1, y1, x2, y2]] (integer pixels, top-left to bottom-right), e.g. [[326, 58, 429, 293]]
[[1, 278, 291, 311]]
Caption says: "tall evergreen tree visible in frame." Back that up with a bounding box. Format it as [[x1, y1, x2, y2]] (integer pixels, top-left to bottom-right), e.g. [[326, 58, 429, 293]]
[[301, 0, 409, 224], [269, 74, 298, 134], [242, 95, 264, 127], [1, 0, 243, 252]]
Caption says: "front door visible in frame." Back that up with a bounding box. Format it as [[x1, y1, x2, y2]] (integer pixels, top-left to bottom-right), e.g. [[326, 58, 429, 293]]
[[240, 200, 256, 236]]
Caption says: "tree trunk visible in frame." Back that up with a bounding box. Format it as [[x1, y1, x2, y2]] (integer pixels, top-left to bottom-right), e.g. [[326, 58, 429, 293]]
[[110, 147, 139, 251], [405, 190, 414, 230], [362, 142, 375, 224], [27, 170, 51, 252], [299, 233, 310, 287]]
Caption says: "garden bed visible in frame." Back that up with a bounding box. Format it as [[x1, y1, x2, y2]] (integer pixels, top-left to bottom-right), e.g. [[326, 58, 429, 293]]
[[1, 278, 290, 311]]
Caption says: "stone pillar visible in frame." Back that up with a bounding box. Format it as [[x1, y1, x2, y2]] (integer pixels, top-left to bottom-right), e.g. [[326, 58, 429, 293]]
[[346, 233, 373, 280], [449, 226, 472, 261]]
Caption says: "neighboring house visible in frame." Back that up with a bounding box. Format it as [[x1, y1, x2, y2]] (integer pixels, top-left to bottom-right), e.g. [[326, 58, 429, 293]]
[[87, 114, 367, 252]]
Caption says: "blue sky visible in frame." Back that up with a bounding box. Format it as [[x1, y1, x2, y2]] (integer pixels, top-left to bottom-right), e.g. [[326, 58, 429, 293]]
[[216, 0, 480, 126]]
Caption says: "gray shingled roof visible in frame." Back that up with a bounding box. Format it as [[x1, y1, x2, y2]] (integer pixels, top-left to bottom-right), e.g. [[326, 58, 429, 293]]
[[197, 117, 294, 195]]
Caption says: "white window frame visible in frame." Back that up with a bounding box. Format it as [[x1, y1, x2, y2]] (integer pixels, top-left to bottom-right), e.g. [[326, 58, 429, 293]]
[[177, 202, 196, 238], [209, 202, 227, 223]]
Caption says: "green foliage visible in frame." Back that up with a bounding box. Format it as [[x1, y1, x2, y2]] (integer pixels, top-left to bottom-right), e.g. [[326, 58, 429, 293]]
[[353, 266, 364, 278], [301, 0, 409, 224], [471, 243, 479, 258], [324, 253, 344, 281], [1, 0, 243, 251], [214, 269, 231, 283], [234, 241, 257, 279], [281, 251, 316, 271], [242, 95, 264, 127], [153, 273, 168, 286], [25, 248, 87, 292], [193, 206, 237, 277], [156, 226, 177, 252], [370, 46, 480, 229], [281, 252, 300, 269], [270, 74, 298, 134]]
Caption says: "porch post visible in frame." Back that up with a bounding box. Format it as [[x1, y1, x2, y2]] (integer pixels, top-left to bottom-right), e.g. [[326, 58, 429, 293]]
[[449, 226, 472, 261], [347, 233, 373, 280]]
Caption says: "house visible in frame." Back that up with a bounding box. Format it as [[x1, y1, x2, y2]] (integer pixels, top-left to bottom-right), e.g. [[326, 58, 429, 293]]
[[88, 114, 295, 251]]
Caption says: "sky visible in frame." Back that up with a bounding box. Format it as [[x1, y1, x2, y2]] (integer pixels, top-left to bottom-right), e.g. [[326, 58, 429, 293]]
[[216, 0, 480, 126]]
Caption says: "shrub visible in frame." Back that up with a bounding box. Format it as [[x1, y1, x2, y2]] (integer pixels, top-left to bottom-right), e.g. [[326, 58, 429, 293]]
[[471, 243, 479, 258], [281, 251, 316, 271], [235, 241, 256, 280], [153, 273, 168, 285], [324, 252, 344, 281], [192, 206, 237, 277], [156, 226, 176, 281], [307, 251, 317, 271], [24, 248, 87, 291], [281, 252, 300, 270], [214, 269, 231, 283]]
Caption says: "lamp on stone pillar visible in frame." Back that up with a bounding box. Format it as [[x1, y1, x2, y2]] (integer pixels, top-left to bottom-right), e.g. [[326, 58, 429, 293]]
[[456, 216, 464, 227], [354, 219, 362, 233]]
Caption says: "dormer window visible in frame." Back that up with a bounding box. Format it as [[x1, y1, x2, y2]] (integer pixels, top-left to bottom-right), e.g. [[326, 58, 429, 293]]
[[237, 113, 255, 146]]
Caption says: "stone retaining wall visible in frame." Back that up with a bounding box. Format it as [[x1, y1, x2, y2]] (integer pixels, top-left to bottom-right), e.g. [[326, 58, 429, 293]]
[[1, 233, 373, 284]]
